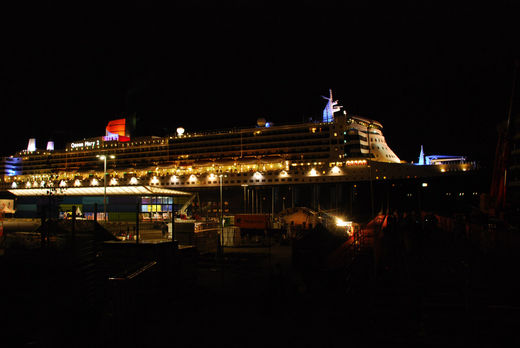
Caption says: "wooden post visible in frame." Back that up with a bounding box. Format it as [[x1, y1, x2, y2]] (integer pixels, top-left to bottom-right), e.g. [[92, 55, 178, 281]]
[[71, 205, 76, 250], [40, 209, 46, 248], [291, 185, 295, 209], [136, 201, 140, 244], [271, 186, 275, 222]]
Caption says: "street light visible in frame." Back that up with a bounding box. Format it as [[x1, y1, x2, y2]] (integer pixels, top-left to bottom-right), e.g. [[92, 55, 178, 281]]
[[367, 125, 375, 219], [218, 174, 227, 256], [96, 154, 115, 221]]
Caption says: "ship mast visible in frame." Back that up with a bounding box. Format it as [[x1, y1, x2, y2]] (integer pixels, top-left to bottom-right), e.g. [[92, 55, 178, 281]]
[[322, 89, 342, 123]]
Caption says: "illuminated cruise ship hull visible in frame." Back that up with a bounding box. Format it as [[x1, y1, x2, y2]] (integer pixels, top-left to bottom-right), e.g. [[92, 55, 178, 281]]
[[1, 106, 478, 221], [3, 112, 474, 191]]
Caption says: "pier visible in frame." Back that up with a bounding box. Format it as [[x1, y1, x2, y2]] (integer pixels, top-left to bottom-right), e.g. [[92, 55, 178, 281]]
[[1, 207, 519, 347]]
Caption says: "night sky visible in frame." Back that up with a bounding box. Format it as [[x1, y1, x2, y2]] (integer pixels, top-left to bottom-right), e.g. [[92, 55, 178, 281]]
[[1, 1, 519, 165]]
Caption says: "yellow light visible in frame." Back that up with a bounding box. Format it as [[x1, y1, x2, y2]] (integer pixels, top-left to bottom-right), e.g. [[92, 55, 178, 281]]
[[280, 170, 288, 177], [151, 176, 159, 185], [309, 168, 318, 176], [74, 179, 81, 187], [110, 178, 118, 185], [254, 171, 263, 179], [130, 177, 138, 185], [331, 166, 341, 174], [59, 180, 67, 187], [335, 218, 350, 227]]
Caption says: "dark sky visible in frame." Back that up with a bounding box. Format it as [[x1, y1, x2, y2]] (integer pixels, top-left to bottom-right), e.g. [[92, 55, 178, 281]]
[[1, 1, 519, 164]]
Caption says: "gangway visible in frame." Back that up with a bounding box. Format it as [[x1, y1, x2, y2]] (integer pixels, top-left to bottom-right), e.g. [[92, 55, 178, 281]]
[[178, 193, 198, 218]]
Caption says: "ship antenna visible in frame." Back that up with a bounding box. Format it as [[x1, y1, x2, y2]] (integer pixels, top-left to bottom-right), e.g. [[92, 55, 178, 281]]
[[322, 89, 342, 123]]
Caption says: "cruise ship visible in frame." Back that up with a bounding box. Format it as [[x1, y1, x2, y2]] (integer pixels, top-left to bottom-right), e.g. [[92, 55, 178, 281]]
[[0, 91, 476, 220], [4, 91, 403, 177]]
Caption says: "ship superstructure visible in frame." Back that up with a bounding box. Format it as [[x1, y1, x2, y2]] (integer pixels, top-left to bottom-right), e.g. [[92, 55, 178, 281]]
[[1, 92, 473, 191], [9, 92, 399, 175]]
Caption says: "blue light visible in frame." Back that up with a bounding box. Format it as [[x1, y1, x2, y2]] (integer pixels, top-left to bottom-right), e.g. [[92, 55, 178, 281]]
[[321, 89, 341, 123], [265, 122, 271, 128], [323, 100, 333, 123], [418, 145, 425, 165]]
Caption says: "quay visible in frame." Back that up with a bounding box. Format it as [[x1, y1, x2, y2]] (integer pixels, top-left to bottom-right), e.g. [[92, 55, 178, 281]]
[[1, 209, 519, 347]]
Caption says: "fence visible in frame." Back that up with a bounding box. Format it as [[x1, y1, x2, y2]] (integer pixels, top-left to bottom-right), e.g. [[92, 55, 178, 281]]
[[435, 214, 520, 254], [99, 221, 168, 241], [105, 261, 159, 345], [327, 219, 372, 295]]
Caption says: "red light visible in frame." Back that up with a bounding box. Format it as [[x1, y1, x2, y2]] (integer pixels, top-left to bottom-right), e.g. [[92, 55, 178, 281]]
[[106, 119, 126, 137]]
